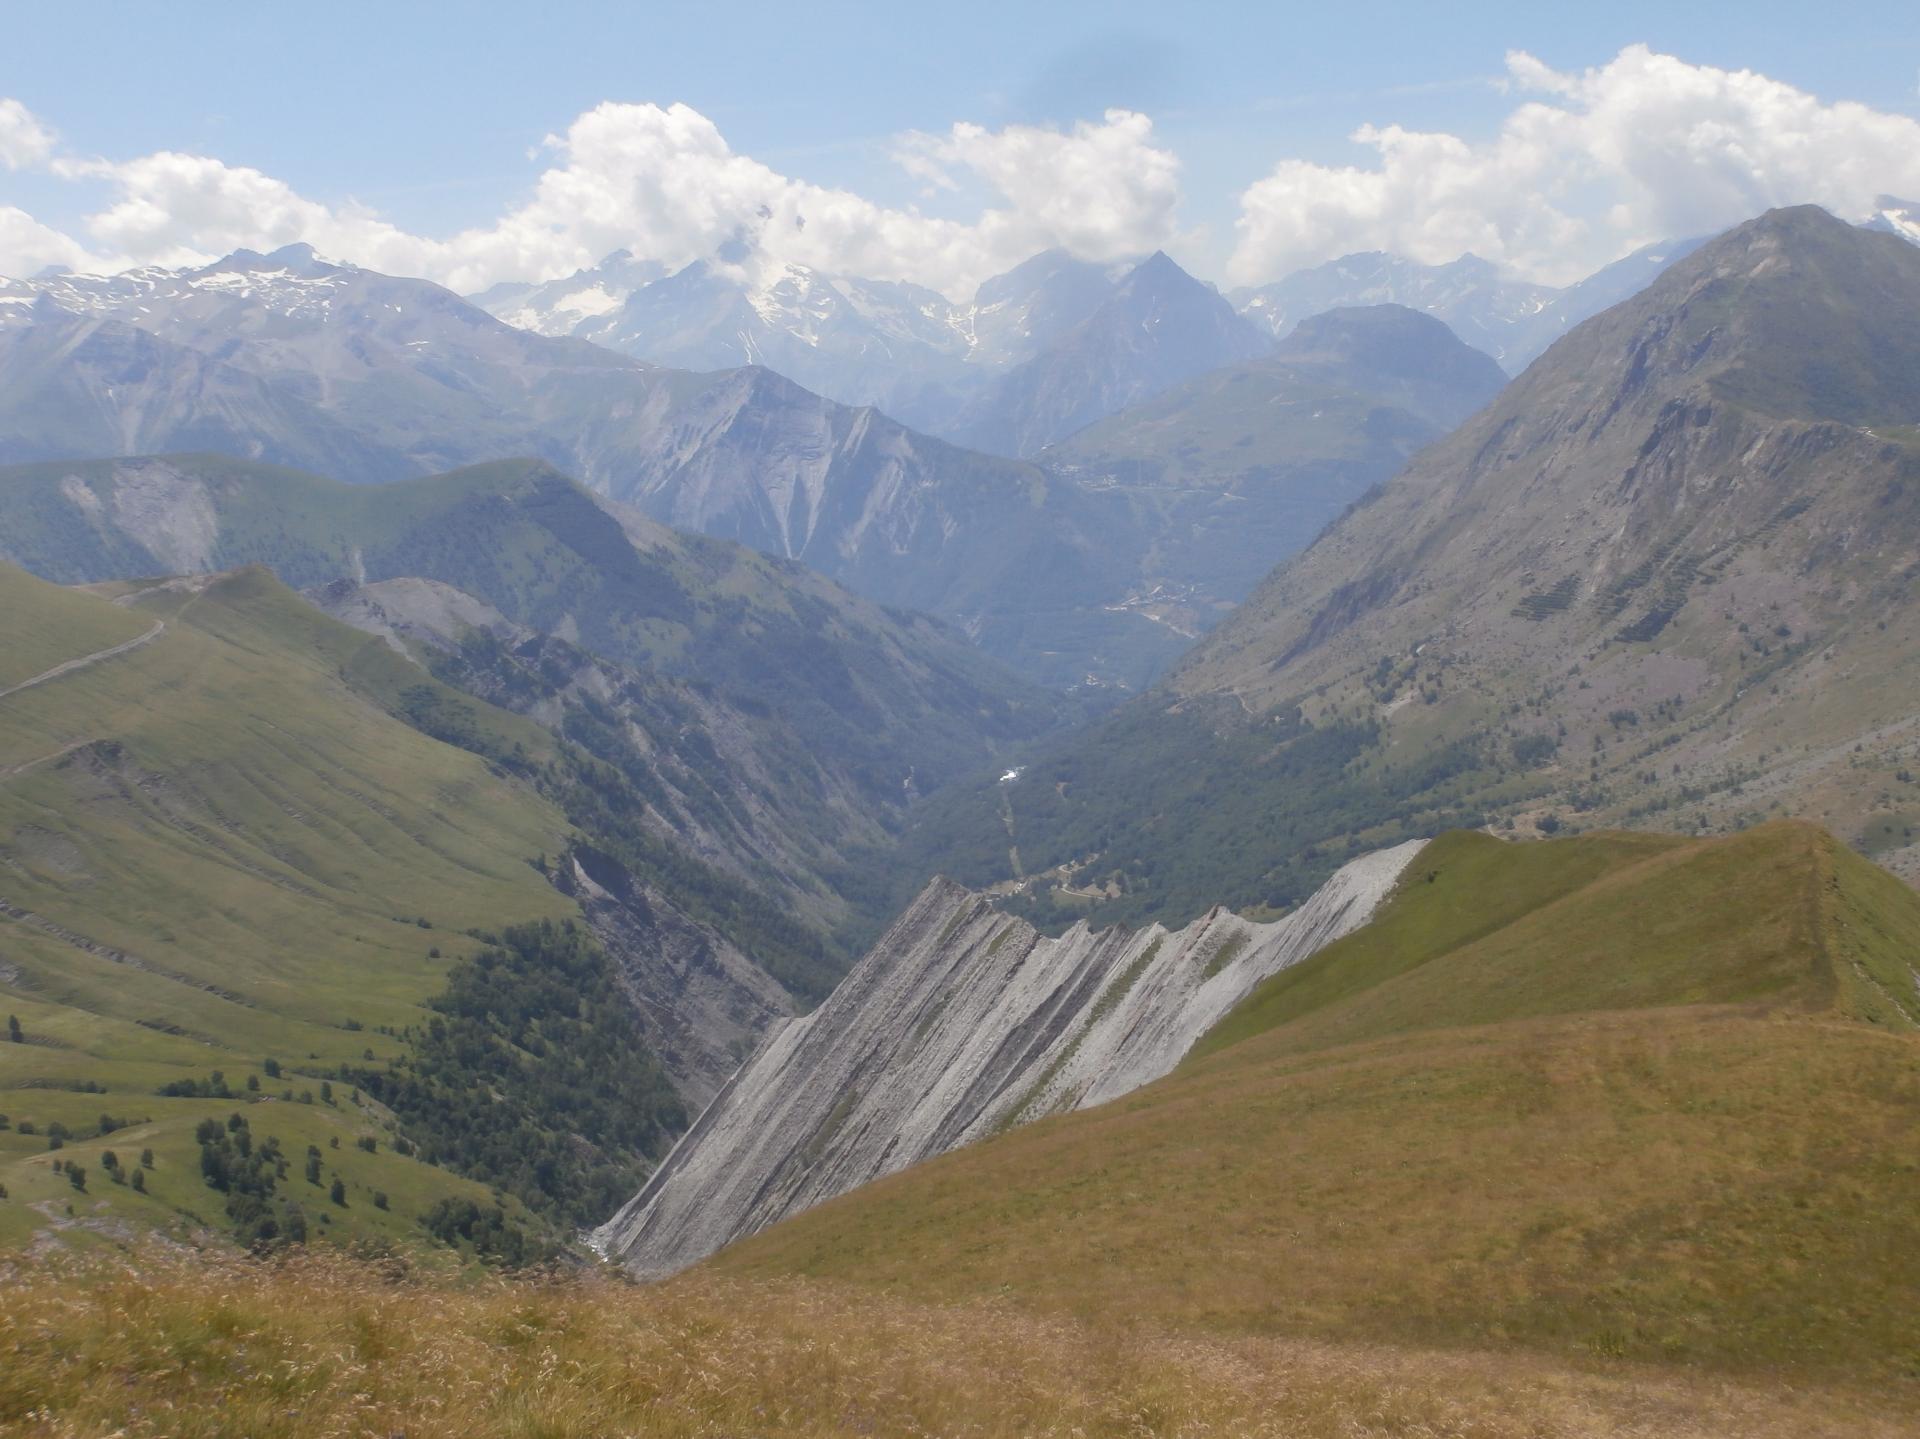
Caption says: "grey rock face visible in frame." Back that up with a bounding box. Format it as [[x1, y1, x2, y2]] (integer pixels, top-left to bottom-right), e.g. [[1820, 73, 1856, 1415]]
[[557, 851, 795, 1110], [596, 839, 1425, 1276], [305, 576, 520, 655]]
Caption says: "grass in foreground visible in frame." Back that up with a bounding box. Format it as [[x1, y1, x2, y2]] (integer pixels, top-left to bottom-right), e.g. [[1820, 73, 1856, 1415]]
[[0, 1250, 1913, 1439]]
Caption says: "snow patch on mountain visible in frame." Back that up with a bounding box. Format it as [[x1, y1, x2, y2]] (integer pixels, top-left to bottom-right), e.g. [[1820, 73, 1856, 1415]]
[[0, 245, 360, 329], [1865, 196, 1920, 245]]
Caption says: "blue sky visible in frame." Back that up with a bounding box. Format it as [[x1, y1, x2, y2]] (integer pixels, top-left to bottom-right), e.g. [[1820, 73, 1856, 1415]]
[[4, 0, 1919, 292]]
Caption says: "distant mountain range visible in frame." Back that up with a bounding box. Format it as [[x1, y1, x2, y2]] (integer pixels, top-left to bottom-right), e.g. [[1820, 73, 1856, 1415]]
[[34, 213, 1905, 701], [944, 251, 1274, 458], [0, 245, 1499, 690], [476, 207, 1920, 412], [471, 245, 1269, 453], [0, 243, 649, 482], [1231, 239, 1721, 373], [469, 234, 1704, 404], [0, 247, 1118, 681], [475, 246, 1123, 385]]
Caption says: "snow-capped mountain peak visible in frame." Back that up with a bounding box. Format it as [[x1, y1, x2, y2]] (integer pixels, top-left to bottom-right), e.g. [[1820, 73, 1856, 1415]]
[[0, 244, 366, 329], [477, 249, 669, 337], [1864, 195, 1920, 245]]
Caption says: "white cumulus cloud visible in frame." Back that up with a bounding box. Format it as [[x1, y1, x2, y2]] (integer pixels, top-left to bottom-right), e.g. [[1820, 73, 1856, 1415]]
[[12, 50, 1918, 297], [0, 206, 92, 275], [1229, 46, 1920, 286], [0, 98, 1183, 298], [0, 98, 56, 170], [53, 149, 421, 275], [893, 108, 1184, 269]]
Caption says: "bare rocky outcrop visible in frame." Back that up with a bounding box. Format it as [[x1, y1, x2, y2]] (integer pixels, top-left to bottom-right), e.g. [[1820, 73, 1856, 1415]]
[[555, 848, 794, 1110], [306, 576, 521, 656], [596, 839, 1425, 1277]]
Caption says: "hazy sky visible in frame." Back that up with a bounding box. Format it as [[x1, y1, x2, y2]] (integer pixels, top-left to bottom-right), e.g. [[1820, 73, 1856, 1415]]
[[4, 0, 1918, 293]]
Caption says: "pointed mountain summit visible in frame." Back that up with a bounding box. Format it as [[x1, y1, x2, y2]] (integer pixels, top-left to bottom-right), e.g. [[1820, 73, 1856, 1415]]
[[277, 241, 336, 271], [951, 251, 1274, 457], [1194, 204, 1920, 694], [169, 241, 346, 283], [582, 258, 768, 370], [962, 248, 1119, 366]]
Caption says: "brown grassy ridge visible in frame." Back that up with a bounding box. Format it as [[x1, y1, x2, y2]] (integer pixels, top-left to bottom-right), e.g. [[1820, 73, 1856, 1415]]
[[714, 824, 1920, 1395], [1, 1249, 1913, 1438]]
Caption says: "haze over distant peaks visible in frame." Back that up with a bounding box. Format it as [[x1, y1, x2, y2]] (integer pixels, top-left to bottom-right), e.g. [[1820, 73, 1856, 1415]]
[[468, 232, 1720, 418], [1233, 240, 1715, 374], [898, 205, 1920, 934], [945, 250, 1275, 458], [469, 245, 1152, 435]]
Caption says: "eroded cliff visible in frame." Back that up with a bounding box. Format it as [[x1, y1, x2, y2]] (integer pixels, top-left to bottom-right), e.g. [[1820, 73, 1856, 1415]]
[[597, 840, 1425, 1275]]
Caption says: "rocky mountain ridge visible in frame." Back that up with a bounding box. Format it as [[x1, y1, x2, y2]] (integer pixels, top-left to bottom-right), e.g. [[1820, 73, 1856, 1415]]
[[0, 249, 1227, 686], [0, 254, 1502, 691], [596, 839, 1423, 1276]]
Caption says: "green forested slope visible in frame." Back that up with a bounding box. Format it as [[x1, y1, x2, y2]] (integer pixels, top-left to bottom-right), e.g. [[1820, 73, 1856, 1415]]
[[0, 565, 675, 1257]]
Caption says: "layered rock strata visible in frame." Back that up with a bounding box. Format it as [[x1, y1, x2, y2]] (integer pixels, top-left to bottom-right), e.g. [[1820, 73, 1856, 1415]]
[[597, 839, 1425, 1275]]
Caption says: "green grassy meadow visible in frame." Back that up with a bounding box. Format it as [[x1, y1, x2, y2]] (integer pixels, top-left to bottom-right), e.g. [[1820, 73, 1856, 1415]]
[[0, 563, 572, 1253]]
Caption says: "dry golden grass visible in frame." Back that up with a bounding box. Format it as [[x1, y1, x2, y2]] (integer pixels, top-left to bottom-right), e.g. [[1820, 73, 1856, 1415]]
[[716, 827, 1920, 1392], [1, 1249, 1914, 1438], [721, 1010, 1920, 1386]]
